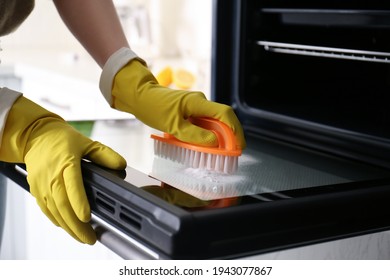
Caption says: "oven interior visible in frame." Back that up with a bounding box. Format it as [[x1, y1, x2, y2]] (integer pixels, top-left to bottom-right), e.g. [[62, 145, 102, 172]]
[[212, 0, 390, 169]]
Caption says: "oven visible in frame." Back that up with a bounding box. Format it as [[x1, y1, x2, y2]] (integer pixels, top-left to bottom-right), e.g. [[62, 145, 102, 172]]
[[2, 0, 390, 259]]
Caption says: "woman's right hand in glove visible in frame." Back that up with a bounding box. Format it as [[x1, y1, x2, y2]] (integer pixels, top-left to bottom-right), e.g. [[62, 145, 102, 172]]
[[0, 96, 127, 244]]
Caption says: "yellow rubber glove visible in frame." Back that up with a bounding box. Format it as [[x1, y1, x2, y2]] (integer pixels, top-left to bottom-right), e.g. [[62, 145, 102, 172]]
[[0, 96, 127, 244], [109, 57, 246, 149]]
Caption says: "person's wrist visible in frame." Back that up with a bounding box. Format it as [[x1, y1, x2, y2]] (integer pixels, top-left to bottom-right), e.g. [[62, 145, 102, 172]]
[[99, 47, 146, 106]]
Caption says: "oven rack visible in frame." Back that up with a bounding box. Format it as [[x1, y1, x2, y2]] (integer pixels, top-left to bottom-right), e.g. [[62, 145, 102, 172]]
[[258, 41, 390, 64]]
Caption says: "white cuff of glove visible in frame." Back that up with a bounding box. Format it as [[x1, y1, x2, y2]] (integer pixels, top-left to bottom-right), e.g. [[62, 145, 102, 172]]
[[99, 47, 146, 106], [0, 87, 22, 147]]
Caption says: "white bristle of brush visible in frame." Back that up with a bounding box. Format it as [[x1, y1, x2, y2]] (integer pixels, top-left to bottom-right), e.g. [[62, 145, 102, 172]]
[[154, 139, 238, 174]]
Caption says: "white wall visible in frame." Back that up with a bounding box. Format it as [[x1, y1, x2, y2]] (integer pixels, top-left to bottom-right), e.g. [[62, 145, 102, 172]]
[[2, 1, 83, 51], [1, 0, 213, 92]]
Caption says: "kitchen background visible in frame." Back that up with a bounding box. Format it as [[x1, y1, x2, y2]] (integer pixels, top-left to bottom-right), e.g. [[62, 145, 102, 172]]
[[0, 0, 213, 259], [2, 0, 390, 260]]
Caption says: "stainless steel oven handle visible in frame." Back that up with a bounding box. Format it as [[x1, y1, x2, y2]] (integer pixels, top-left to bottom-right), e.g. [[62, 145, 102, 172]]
[[91, 215, 161, 260], [258, 41, 390, 63]]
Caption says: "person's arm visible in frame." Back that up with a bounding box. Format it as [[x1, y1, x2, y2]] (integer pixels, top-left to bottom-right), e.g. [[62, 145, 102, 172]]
[[53, 0, 129, 68], [53, 0, 246, 149]]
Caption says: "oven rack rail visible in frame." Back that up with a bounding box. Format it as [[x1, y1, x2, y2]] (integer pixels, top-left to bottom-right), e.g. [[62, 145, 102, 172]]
[[258, 41, 390, 64]]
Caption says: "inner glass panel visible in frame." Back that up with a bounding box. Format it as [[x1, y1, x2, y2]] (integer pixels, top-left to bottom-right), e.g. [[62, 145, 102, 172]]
[[125, 135, 390, 203]]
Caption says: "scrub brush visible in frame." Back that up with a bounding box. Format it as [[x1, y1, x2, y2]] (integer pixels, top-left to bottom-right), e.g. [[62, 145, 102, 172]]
[[151, 117, 242, 173]]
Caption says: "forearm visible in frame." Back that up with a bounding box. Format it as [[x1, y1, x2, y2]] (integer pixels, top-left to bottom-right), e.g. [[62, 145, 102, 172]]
[[53, 0, 130, 68]]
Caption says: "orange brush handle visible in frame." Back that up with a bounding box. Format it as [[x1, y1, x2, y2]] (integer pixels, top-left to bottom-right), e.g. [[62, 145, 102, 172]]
[[188, 117, 238, 151], [151, 117, 242, 156]]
